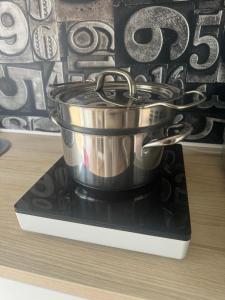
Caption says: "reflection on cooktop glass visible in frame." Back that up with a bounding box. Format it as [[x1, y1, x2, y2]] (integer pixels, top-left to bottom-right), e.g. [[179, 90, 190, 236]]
[[15, 145, 191, 241]]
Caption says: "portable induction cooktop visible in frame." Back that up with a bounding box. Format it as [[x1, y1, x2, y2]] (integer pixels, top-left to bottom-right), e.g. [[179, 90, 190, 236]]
[[15, 145, 191, 259]]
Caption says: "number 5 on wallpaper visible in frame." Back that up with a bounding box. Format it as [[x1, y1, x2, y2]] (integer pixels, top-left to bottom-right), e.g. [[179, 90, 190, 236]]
[[0, 66, 46, 111], [190, 11, 222, 70]]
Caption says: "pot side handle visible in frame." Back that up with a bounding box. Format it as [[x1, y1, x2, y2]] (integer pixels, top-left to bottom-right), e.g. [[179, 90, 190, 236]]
[[144, 90, 206, 110], [49, 109, 58, 126], [142, 123, 193, 154]]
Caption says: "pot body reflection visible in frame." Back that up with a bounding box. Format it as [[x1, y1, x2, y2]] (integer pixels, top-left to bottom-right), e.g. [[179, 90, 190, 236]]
[[61, 127, 164, 190]]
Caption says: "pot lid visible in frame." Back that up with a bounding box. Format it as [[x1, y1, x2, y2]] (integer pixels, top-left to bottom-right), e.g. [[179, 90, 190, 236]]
[[50, 69, 181, 108]]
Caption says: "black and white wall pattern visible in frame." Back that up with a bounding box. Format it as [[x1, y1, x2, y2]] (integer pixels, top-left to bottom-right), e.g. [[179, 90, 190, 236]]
[[0, 0, 224, 143]]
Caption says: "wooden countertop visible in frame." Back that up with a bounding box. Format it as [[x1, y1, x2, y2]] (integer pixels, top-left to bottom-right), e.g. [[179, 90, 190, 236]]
[[0, 132, 225, 300]]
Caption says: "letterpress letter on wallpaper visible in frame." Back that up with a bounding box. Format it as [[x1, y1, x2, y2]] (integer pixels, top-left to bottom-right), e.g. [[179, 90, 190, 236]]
[[0, 0, 224, 143]]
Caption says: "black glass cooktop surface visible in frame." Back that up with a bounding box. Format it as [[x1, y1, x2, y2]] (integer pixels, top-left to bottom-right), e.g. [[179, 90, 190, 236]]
[[15, 145, 191, 241]]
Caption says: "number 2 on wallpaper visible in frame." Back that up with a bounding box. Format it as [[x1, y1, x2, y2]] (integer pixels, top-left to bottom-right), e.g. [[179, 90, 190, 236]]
[[190, 11, 222, 70], [0, 2, 29, 55], [124, 6, 190, 63]]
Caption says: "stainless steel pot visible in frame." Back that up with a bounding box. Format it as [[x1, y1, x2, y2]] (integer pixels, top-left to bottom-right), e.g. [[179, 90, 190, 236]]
[[49, 68, 206, 190]]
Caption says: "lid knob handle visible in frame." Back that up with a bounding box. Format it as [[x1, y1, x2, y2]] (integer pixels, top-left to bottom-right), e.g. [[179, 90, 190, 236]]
[[95, 68, 137, 98]]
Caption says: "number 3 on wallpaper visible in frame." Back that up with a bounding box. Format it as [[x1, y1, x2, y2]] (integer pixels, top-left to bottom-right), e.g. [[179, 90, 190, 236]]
[[0, 2, 29, 55], [124, 6, 189, 63], [190, 11, 222, 70]]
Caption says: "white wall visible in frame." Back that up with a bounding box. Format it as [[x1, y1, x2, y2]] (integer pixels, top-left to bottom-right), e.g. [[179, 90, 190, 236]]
[[0, 277, 87, 300]]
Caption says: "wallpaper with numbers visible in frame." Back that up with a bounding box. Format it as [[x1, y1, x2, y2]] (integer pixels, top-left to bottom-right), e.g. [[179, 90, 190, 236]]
[[0, 0, 225, 143]]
